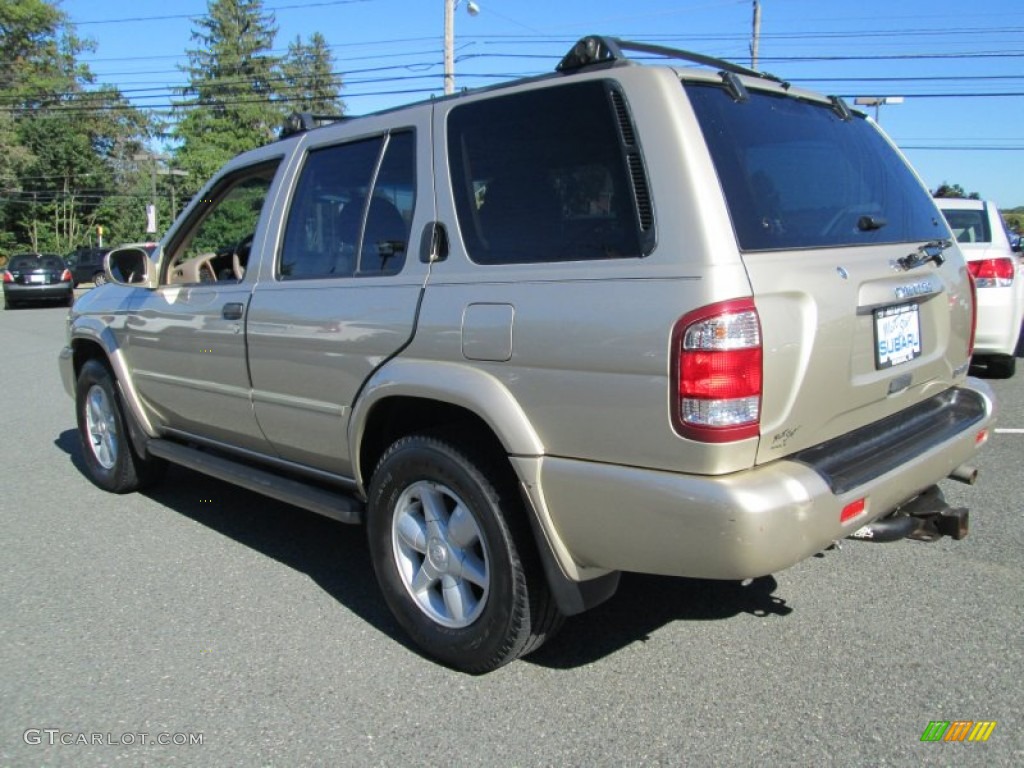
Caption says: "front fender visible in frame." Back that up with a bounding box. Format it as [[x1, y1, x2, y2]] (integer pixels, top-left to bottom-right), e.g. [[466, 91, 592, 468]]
[[67, 314, 158, 440]]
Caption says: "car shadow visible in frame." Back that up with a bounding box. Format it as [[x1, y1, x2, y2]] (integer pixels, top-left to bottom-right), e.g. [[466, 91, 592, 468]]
[[55, 429, 794, 670], [526, 573, 791, 670]]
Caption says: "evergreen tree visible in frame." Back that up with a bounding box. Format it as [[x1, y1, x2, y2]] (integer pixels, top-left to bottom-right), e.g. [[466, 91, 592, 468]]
[[281, 32, 345, 115], [173, 0, 282, 192]]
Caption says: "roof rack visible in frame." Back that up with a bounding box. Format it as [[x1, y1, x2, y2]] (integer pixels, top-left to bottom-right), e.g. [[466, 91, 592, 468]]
[[556, 35, 785, 85], [280, 112, 349, 139]]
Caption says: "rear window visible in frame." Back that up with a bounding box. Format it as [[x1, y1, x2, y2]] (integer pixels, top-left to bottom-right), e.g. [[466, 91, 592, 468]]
[[686, 84, 944, 251], [40, 256, 66, 271], [940, 208, 991, 244], [9, 255, 40, 270]]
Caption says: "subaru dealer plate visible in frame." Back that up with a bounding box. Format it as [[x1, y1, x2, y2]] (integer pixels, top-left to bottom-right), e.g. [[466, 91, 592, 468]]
[[874, 303, 921, 369]]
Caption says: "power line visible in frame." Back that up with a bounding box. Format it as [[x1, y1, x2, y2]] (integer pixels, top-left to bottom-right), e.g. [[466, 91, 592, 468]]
[[71, 0, 372, 26]]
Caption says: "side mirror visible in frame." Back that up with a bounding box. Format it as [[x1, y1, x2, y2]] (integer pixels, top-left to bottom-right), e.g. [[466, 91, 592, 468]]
[[105, 246, 156, 288]]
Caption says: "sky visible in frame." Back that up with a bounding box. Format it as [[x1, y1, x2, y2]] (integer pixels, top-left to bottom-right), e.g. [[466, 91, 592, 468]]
[[58, 0, 1024, 208]]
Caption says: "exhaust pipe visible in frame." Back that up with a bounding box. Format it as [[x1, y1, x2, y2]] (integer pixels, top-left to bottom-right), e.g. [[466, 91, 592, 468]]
[[848, 485, 968, 543], [949, 464, 978, 485]]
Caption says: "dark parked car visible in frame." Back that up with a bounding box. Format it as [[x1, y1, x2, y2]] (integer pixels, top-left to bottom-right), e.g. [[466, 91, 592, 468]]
[[65, 247, 111, 286], [3, 253, 74, 309]]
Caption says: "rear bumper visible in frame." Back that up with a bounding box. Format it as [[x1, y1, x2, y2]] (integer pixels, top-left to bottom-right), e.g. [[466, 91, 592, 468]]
[[539, 381, 995, 580], [974, 286, 1023, 355], [4, 282, 73, 302]]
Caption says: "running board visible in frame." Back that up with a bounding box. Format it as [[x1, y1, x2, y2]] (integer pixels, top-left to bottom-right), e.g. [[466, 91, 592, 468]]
[[146, 439, 364, 525]]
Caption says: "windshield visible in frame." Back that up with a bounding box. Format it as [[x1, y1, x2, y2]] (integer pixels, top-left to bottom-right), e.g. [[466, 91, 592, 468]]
[[686, 84, 944, 251]]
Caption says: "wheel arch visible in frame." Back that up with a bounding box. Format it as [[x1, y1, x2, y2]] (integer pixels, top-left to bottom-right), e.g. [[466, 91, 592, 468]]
[[69, 326, 158, 455], [350, 360, 620, 616]]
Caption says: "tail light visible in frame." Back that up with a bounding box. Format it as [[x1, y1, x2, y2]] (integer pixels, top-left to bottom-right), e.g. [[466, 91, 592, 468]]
[[671, 298, 762, 442], [967, 270, 977, 358], [61, 268, 73, 282], [2, 270, 12, 283], [967, 257, 1015, 288]]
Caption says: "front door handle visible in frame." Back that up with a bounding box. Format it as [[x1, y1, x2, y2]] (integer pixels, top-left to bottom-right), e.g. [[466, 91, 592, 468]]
[[222, 302, 244, 320]]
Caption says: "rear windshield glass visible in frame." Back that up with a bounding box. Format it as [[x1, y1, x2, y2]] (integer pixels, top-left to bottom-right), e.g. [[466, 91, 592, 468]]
[[9, 255, 41, 270], [686, 84, 944, 251], [939, 207, 991, 244], [40, 256, 66, 270]]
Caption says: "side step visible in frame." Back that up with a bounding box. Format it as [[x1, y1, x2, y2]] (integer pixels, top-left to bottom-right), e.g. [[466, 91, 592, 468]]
[[146, 439, 364, 524]]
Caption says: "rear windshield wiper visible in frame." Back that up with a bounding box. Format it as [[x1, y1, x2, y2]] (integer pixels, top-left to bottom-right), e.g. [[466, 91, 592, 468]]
[[857, 215, 887, 231], [897, 239, 952, 271]]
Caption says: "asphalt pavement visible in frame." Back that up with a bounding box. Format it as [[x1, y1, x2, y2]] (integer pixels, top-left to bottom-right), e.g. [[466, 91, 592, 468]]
[[1, 299, 1022, 766]]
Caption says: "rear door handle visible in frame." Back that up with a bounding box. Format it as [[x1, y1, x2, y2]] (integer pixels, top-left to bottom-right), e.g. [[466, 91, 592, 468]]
[[222, 302, 244, 320]]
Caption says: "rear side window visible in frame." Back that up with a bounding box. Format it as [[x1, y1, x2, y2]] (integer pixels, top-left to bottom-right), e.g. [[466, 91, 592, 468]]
[[280, 131, 415, 278], [447, 80, 650, 264], [940, 208, 991, 244], [686, 84, 944, 251]]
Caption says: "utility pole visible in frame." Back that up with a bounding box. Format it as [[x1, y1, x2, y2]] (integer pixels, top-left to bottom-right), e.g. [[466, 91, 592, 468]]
[[750, 1, 762, 70], [444, 0, 455, 95]]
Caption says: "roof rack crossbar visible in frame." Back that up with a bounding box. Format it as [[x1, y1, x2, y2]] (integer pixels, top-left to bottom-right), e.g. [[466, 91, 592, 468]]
[[557, 35, 784, 84]]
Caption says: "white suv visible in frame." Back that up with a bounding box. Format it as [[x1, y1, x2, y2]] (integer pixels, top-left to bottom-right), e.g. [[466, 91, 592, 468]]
[[939, 198, 1024, 377]]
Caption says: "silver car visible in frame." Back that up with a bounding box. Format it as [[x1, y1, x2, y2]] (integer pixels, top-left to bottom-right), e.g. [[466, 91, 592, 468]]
[[60, 37, 995, 672]]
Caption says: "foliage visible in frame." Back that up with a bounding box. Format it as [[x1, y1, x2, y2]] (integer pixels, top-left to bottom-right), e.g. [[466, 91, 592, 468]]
[[0, 0, 346, 256], [281, 32, 345, 115], [0, 0, 151, 255], [932, 181, 980, 200], [172, 0, 283, 194]]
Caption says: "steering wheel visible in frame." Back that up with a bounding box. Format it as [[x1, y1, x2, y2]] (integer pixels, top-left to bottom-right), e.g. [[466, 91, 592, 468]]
[[231, 233, 254, 280]]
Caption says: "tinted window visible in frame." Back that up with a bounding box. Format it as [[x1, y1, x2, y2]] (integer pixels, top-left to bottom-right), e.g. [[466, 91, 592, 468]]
[[940, 208, 991, 244], [9, 255, 40, 270], [447, 81, 647, 264], [686, 84, 944, 251], [280, 131, 415, 278], [40, 256, 66, 271]]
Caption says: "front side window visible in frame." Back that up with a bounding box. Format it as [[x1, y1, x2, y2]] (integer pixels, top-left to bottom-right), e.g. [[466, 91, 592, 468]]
[[164, 162, 279, 285], [279, 131, 415, 279], [687, 84, 944, 251], [447, 80, 648, 265]]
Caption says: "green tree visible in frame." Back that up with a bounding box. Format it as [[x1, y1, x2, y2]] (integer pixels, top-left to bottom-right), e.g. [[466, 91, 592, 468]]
[[0, 0, 150, 253], [173, 0, 282, 193], [280, 32, 344, 115], [932, 181, 980, 200]]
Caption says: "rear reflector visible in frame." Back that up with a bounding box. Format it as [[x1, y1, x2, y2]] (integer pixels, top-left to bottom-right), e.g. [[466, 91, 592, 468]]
[[672, 298, 762, 442], [967, 257, 1015, 288], [841, 498, 867, 524]]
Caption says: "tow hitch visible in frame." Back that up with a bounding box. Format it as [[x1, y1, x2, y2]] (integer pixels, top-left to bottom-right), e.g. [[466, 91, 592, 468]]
[[848, 486, 969, 543]]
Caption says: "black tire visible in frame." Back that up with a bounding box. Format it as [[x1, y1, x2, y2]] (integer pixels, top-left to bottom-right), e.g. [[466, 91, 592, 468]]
[[76, 359, 165, 493], [367, 433, 562, 673], [92, 271, 106, 286]]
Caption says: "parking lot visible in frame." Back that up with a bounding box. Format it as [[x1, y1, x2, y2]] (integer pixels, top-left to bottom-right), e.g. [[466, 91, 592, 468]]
[[1, 301, 1021, 766]]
